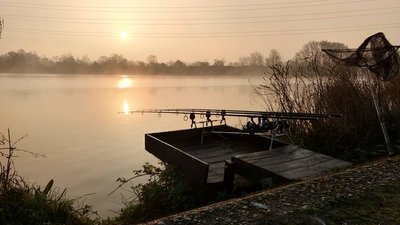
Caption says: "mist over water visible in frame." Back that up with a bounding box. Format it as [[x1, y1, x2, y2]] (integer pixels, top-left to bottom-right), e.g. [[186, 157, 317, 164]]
[[0, 74, 265, 217]]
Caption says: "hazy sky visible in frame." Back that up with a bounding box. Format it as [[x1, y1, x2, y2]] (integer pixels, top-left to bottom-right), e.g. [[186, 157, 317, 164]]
[[0, 0, 399, 62]]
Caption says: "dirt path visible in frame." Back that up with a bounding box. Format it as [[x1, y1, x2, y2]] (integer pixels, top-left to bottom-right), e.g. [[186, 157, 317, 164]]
[[143, 155, 400, 225]]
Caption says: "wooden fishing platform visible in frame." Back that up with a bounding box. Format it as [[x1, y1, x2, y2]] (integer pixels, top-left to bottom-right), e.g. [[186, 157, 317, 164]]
[[145, 125, 351, 188]]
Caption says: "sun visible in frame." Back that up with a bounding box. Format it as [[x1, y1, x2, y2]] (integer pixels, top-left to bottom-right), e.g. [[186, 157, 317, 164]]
[[120, 31, 128, 40]]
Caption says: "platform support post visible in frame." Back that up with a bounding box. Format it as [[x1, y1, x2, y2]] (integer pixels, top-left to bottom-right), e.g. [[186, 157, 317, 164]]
[[223, 160, 235, 191]]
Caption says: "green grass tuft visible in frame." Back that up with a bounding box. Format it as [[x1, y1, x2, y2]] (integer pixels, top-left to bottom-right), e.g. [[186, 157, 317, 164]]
[[0, 180, 99, 225]]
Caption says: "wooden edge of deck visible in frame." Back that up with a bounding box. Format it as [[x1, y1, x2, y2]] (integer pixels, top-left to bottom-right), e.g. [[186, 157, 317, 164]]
[[230, 156, 291, 186], [145, 134, 210, 185]]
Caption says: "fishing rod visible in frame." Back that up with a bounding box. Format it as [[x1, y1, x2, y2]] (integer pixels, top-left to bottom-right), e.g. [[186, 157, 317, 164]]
[[120, 108, 342, 121], [120, 108, 342, 131]]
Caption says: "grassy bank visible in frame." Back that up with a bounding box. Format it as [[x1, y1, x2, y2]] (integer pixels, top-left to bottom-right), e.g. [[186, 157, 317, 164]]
[[0, 180, 98, 225], [0, 130, 98, 225]]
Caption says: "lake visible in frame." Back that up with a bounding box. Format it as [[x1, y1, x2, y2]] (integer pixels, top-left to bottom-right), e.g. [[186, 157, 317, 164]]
[[0, 74, 266, 217]]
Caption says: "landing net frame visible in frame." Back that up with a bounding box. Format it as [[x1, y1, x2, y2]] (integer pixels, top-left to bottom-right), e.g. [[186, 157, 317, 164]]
[[322, 32, 399, 155]]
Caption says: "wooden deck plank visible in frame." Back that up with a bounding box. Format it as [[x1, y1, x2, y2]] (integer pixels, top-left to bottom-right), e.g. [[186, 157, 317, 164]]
[[232, 147, 351, 182], [279, 159, 351, 180], [188, 146, 233, 159], [237, 148, 315, 166], [199, 148, 265, 164], [184, 143, 269, 165], [234, 145, 300, 161], [181, 144, 215, 153], [185, 142, 264, 158], [208, 161, 226, 173], [254, 155, 334, 174], [250, 152, 333, 171], [207, 162, 226, 183], [200, 154, 235, 164]]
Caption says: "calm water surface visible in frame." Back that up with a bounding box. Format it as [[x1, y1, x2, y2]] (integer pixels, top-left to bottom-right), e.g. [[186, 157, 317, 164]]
[[0, 74, 265, 217]]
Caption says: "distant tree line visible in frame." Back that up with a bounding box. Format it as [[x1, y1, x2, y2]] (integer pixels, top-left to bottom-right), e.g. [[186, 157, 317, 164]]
[[0, 49, 287, 75], [2, 40, 384, 75]]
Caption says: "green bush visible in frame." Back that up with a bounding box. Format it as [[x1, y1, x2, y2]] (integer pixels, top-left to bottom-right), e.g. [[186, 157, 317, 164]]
[[112, 162, 220, 224], [0, 179, 98, 225]]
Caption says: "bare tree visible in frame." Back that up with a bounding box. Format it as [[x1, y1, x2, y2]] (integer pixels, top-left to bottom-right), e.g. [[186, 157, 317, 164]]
[[147, 55, 158, 65], [0, 129, 45, 189], [249, 51, 264, 66], [0, 17, 3, 38], [265, 49, 283, 67]]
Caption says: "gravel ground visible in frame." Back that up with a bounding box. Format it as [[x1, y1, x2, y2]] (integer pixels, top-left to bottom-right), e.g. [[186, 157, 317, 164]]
[[143, 155, 400, 225]]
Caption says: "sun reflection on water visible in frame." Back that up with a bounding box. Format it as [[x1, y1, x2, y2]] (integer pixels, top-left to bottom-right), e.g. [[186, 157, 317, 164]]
[[117, 76, 135, 89], [123, 100, 130, 114]]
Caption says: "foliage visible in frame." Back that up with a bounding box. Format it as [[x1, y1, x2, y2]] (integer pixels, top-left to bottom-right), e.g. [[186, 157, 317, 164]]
[[0, 130, 98, 225], [0, 180, 98, 225], [256, 41, 400, 161], [111, 162, 220, 224]]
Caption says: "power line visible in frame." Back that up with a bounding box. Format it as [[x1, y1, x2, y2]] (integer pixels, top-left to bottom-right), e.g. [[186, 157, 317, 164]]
[[0, 0, 338, 9], [3, 12, 397, 26], [0, 0, 372, 10], [2, 6, 398, 23], [6, 23, 400, 38], [0, 0, 374, 13]]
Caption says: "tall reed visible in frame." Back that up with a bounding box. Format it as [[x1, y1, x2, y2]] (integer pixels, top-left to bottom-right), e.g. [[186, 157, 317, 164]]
[[257, 52, 399, 161]]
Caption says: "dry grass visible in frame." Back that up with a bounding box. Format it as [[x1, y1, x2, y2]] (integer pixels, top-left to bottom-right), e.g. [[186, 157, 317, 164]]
[[256, 56, 400, 161]]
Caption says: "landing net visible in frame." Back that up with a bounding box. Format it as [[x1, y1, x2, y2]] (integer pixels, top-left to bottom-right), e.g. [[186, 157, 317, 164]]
[[322, 32, 399, 81]]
